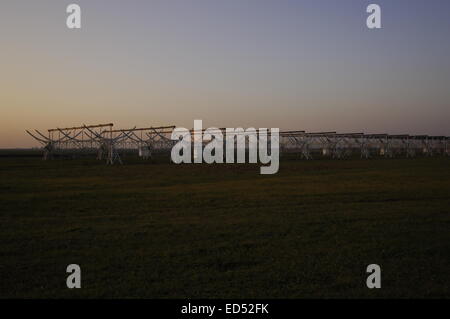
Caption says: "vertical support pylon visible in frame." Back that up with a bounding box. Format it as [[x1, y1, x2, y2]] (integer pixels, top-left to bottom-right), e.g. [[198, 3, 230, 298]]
[[360, 136, 370, 159]]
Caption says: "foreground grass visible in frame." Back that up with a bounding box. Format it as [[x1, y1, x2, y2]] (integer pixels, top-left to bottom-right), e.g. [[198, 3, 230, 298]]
[[0, 155, 449, 298]]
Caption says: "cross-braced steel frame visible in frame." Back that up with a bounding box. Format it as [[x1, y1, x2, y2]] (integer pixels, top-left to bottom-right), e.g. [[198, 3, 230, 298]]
[[26, 123, 176, 164], [27, 124, 450, 164], [279, 132, 449, 159]]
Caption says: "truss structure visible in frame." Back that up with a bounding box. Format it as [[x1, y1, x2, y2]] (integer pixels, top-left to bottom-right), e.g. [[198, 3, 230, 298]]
[[279, 132, 450, 159], [108, 126, 176, 162], [26, 124, 450, 164], [26, 124, 175, 164], [26, 124, 113, 161]]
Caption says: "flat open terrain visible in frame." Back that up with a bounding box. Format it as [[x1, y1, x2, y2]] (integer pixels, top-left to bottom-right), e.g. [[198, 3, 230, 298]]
[[1, 153, 449, 298]]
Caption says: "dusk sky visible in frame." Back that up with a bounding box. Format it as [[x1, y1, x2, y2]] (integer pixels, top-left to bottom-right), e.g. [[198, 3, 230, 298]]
[[1, 0, 449, 148]]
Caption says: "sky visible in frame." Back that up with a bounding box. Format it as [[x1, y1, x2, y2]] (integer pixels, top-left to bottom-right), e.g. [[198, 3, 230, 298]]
[[0, 0, 449, 148]]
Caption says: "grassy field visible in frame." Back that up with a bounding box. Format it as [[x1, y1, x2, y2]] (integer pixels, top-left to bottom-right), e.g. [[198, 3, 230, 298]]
[[1, 153, 449, 298]]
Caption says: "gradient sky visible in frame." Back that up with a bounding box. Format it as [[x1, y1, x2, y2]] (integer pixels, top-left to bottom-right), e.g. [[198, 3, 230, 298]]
[[1, 0, 449, 147]]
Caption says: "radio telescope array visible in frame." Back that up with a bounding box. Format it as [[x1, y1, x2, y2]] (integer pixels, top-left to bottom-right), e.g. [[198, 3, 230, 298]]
[[26, 124, 449, 164], [26, 123, 176, 164], [280, 132, 449, 159]]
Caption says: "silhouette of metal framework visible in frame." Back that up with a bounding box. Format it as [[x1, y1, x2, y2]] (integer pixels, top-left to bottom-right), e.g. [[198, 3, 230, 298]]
[[26, 123, 175, 164], [26, 124, 449, 163], [279, 132, 450, 159]]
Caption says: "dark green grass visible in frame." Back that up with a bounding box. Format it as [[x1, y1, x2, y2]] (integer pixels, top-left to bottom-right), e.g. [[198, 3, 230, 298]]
[[0, 154, 449, 298]]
